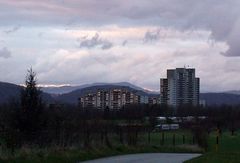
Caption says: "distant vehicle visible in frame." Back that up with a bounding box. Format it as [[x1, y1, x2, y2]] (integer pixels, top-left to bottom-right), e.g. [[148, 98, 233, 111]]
[[170, 124, 179, 130], [155, 117, 167, 123], [156, 116, 183, 123], [161, 124, 170, 130], [153, 123, 179, 131]]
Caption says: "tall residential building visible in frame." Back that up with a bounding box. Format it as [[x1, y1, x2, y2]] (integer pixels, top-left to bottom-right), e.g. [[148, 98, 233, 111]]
[[160, 68, 200, 107], [79, 93, 97, 108], [110, 89, 123, 109], [96, 90, 110, 109]]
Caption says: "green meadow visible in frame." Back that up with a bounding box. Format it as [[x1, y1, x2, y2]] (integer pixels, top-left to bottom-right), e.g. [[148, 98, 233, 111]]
[[186, 131, 240, 163], [0, 130, 202, 163]]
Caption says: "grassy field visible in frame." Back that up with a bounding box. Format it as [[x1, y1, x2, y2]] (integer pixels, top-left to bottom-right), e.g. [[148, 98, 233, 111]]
[[185, 131, 240, 163], [141, 130, 194, 146], [0, 130, 202, 163]]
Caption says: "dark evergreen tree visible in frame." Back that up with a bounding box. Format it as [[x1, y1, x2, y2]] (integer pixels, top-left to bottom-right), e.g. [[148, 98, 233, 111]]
[[19, 68, 43, 143], [21, 68, 41, 111]]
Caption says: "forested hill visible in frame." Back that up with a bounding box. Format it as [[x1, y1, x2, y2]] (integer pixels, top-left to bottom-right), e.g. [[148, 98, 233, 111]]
[[1, 81, 240, 106], [0, 82, 54, 104], [55, 85, 157, 104], [200, 93, 240, 106]]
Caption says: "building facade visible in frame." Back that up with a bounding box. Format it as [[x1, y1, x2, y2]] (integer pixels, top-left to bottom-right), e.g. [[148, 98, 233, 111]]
[[79, 88, 142, 109], [160, 68, 200, 107]]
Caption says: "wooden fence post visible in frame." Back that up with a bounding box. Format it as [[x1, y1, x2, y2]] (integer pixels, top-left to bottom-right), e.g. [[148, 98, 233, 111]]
[[183, 134, 185, 144], [161, 132, 164, 145], [148, 131, 151, 144], [173, 133, 175, 146], [216, 136, 219, 152]]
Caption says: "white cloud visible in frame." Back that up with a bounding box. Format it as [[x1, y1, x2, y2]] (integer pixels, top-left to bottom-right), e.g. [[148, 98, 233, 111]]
[[0, 0, 240, 92], [22, 29, 229, 92]]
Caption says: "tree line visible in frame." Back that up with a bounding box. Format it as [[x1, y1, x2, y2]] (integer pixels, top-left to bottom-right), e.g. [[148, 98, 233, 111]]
[[0, 69, 240, 153]]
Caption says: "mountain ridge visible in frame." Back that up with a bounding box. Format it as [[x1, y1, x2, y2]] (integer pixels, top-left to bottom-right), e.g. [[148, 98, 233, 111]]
[[40, 82, 159, 95], [55, 84, 158, 104], [0, 81, 54, 104], [1, 81, 240, 106]]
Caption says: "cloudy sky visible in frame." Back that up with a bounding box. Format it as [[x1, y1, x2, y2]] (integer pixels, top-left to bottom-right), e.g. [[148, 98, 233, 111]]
[[0, 0, 240, 92]]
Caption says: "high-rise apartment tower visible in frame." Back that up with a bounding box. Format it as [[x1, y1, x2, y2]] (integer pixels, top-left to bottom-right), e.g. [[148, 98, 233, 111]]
[[160, 68, 199, 107]]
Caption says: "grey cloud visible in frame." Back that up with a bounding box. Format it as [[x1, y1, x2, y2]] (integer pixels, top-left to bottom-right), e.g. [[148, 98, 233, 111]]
[[220, 20, 240, 57], [79, 33, 113, 50], [0, 40, 5, 44], [101, 42, 113, 50], [4, 25, 21, 34], [38, 32, 44, 38], [0, 47, 11, 58], [64, 20, 77, 31], [122, 40, 128, 46], [144, 29, 161, 43]]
